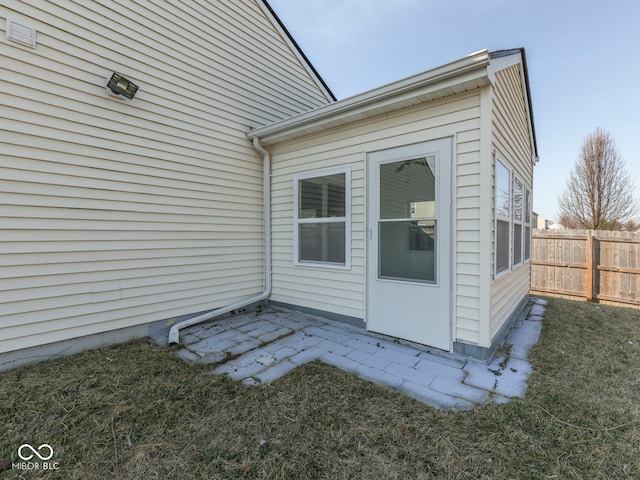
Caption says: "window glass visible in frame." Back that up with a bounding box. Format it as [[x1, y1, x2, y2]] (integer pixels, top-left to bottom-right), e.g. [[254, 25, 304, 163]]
[[299, 174, 345, 219], [295, 169, 349, 267], [495, 161, 510, 219], [524, 187, 532, 261], [409, 220, 435, 252], [496, 219, 510, 274], [379, 157, 435, 219], [377, 157, 437, 283], [514, 223, 523, 265], [380, 221, 436, 283], [513, 177, 523, 222], [299, 222, 346, 264]]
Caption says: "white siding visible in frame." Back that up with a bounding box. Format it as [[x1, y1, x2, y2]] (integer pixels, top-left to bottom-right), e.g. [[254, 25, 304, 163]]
[[489, 64, 535, 339], [0, 0, 330, 353], [269, 93, 482, 326]]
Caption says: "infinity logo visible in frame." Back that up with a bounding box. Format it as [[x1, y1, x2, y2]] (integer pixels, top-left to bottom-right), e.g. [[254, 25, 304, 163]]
[[17, 444, 54, 461]]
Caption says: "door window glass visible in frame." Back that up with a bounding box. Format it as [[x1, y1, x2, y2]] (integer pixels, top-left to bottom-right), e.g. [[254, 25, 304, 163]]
[[378, 157, 437, 283]]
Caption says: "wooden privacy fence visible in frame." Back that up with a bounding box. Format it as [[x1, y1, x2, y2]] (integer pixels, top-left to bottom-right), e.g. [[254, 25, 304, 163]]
[[530, 229, 640, 308]]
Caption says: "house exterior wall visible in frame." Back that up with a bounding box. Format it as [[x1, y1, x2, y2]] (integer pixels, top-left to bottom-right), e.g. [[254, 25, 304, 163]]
[[453, 105, 484, 346], [489, 63, 535, 340], [0, 0, 330, 354], [269, 92, 483, 339]]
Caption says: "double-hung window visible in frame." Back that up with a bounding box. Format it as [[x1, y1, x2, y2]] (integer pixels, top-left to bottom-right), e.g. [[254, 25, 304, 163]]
[[513, 176, 524, 266], [495, 158, 532, 277], [495, 160, 511, 276], [294, 167, 351, 268]]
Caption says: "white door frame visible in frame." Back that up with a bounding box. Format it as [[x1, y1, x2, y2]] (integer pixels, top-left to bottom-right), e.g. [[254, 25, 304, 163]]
[[365, 137, 453, 351]]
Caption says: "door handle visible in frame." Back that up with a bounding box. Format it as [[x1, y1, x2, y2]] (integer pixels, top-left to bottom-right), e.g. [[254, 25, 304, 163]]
[[368, 227, 373, 240]]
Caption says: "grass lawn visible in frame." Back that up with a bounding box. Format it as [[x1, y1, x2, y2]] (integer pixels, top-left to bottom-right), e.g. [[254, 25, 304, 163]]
[[1, 297, 639, 479]]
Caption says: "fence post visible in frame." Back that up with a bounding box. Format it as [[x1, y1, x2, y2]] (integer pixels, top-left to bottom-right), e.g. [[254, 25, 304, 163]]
[[585, 233, 594, 301]]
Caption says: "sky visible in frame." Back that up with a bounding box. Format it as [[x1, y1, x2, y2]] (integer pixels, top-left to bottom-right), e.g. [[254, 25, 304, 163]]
[[267, 0, 640, 222]]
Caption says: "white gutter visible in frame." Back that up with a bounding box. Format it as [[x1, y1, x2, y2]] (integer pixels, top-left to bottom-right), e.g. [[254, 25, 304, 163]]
[[168, 137, 272, 345]]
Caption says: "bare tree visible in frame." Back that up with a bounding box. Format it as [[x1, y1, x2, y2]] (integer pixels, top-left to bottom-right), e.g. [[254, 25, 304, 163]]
[[558, 128, 638, 230]]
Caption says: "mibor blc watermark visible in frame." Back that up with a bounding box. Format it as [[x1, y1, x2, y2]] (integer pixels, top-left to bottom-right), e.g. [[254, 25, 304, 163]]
[[12, 443, 60, 471]]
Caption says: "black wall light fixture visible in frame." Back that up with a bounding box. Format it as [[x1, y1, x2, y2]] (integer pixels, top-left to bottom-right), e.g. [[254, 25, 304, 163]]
[[106, 72, 138, 99]]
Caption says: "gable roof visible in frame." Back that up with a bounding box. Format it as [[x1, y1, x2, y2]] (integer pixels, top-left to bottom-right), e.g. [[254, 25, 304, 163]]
[[489, 48, 538, 162], [259, 0, 336, 102], [247, 47, 538, 162]]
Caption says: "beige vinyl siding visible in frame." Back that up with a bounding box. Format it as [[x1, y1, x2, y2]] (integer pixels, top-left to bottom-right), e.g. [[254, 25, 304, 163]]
[[0, 0, 330, 353], [271, 148, 365, 318], [490, 260, 530, 338], [489, 63, 534, 339], [454, 125, 483, 344], [269, 92, 482, 326]]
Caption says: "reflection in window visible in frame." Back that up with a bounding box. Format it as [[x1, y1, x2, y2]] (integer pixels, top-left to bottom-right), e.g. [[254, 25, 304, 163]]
[[380, 221, 436, 283], [495, 161, 510, 219], [378, 157, 437, 284], [299, 174, 345, 219], [299, 222, 346, 264], [495, 160, 511, 275], [513, 178, 523, 222], [409, 221, 435, 251], [380, 157, 435, 219], [513, 177, 523, 265]]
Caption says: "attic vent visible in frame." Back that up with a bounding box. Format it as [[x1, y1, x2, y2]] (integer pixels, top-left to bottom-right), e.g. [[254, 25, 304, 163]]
[[6, 18, 37, 49]]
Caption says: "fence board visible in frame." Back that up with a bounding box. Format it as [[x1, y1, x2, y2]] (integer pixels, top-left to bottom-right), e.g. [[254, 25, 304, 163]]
[[531, 229, 640, 309]]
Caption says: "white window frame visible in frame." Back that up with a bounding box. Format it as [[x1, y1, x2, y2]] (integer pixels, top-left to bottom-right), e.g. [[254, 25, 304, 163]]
[[512, 175, 524, 267], [293, 166, 351, 269], [494, 159, 511, 278], [524, 186, 532, 262], [494, 157, 533, 278]]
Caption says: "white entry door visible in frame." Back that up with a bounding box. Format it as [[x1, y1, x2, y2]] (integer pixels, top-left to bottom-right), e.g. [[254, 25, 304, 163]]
[[366, 138, 452, 350]]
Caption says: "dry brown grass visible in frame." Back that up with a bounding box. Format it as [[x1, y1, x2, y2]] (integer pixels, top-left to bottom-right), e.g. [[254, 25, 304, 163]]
[[1, 297, 639, 479]]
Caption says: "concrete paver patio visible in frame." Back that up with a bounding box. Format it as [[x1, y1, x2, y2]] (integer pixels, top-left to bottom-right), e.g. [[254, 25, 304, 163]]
[[170, 298, 546, 410]]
